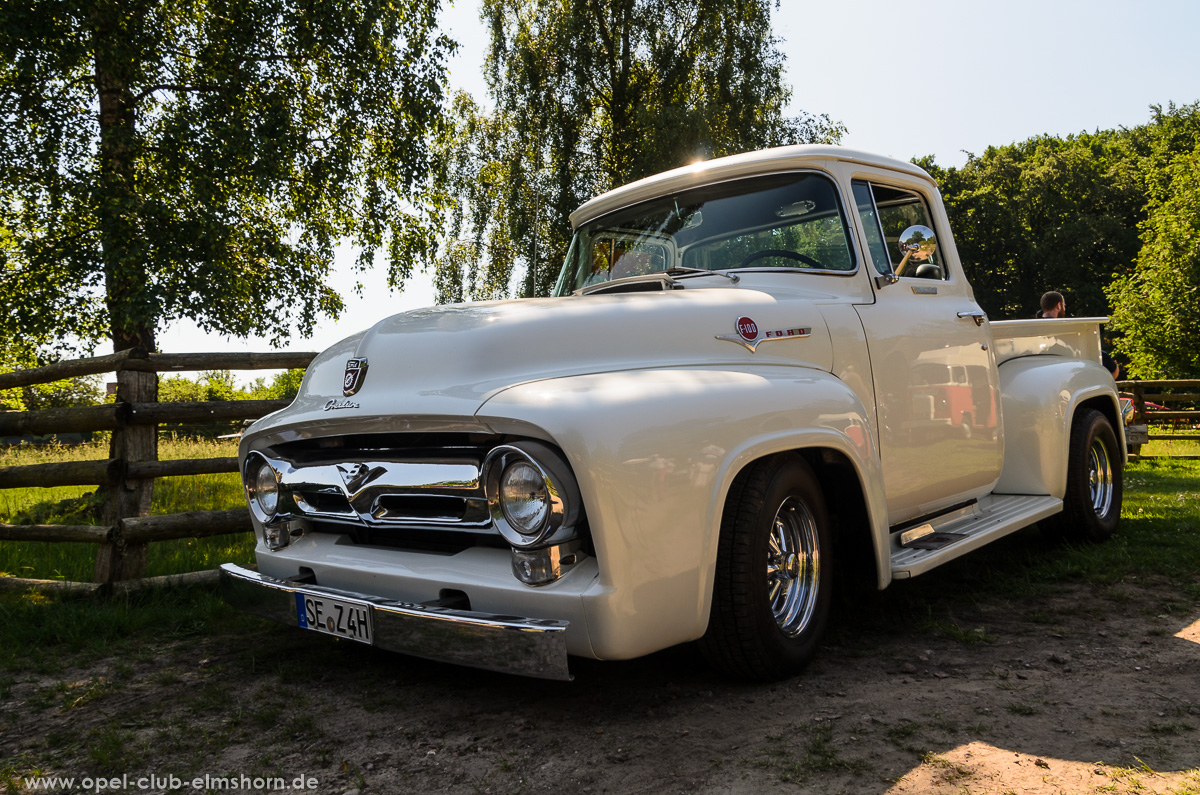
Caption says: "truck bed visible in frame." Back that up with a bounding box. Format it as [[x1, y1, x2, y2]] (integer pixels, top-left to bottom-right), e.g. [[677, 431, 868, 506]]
[[990, 317, 1107, 366]]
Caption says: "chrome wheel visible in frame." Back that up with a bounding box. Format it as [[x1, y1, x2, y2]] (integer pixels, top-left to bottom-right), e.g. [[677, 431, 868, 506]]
[[1044, 408, 1122, 543], [1088, 436, 1114, 517], [702, 454, 832, 680], [767, 497, 820, 637]]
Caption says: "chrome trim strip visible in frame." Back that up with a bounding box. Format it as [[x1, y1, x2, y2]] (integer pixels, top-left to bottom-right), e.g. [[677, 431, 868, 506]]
[[285, 461, 482, 496], [219, 563, 573, 681]]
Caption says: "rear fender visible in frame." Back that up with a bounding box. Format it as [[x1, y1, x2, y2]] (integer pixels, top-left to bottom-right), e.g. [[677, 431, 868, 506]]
[[995, 357, 1124, 497]]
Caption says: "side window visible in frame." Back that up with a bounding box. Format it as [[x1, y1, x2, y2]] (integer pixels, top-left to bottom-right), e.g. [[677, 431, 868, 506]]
[[852, 181, 945, 280], [852, 182, 890, 275]]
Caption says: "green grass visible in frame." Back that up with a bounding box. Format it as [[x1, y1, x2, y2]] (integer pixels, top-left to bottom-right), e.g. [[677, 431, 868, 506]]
[[0, 586, 247, 673], [0, 437, 253, 581], [1138, 425, 1200, 457]]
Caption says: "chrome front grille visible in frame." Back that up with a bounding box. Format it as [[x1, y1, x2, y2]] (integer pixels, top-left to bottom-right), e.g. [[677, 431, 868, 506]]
[[269, 455, 492, 532]]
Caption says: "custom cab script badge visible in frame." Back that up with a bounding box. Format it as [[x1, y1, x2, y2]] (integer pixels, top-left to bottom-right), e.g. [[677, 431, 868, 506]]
[[343, 358, 369, 396], [715, 316, 811, 353]]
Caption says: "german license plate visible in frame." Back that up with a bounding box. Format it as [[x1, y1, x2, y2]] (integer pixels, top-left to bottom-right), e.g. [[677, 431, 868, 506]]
[[295, 593, 373, 644]]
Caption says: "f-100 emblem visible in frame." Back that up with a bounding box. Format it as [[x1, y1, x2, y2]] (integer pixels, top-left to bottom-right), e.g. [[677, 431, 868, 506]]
[[716, 317, 811, 353], [343, 358, 369, 396]]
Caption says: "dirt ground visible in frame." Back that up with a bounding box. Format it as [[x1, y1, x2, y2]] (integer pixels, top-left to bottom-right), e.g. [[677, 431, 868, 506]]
[[2, 577, 1199, 795]]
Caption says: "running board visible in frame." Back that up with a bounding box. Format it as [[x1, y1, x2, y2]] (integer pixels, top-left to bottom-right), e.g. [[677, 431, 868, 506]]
[[890, 495, 1062, 579]]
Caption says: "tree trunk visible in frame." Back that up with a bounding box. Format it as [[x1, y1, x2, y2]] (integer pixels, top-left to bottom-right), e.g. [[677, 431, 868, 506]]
[[92, 3, 157, 582]]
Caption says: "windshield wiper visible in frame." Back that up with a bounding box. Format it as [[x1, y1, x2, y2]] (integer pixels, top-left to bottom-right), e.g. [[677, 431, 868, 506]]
[[578, 266, 739, 296], [663, 266, 740, 284]]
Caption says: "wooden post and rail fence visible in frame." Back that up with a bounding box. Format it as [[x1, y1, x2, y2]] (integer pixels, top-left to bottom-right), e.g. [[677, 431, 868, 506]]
[[1117, 379, 1200, 461], [0, 348, 316, 593], [0, 353, 1196, 596]]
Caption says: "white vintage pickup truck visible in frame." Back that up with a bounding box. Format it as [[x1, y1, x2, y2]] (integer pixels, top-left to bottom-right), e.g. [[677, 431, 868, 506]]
[[220, 145, 1124, 681]]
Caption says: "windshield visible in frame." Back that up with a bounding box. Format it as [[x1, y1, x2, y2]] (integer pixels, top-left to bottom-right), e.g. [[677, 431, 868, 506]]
[[553, 172, 854, 295]]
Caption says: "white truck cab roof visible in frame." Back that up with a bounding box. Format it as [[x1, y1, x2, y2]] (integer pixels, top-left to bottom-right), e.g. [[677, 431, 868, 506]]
[[570, 144, 935, 229]]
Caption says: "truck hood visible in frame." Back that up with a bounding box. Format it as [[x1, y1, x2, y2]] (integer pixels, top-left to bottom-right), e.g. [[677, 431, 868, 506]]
[[250, 285, 837, 438]]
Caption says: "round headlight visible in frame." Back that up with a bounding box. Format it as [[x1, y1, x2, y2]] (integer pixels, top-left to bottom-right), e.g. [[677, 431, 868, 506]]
[[254, 462, 279, 516], [245, 454, 282, 522], [484, 443, 581, 550], [499, 461, 550, 533]]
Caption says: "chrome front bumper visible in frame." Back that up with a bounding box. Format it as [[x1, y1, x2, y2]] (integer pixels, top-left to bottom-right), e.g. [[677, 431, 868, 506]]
[[218, 563, 572, 681]]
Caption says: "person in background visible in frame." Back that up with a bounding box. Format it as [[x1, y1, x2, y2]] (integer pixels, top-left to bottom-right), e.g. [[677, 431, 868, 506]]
[[1036, 290, 1120, 378], [1036, 291, 1065, 318]]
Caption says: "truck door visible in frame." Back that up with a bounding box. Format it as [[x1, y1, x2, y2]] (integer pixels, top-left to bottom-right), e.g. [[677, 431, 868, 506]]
[[851, 180, 1003, 526]]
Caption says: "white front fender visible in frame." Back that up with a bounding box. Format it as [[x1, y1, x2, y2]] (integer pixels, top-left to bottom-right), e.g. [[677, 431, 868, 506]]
[[476, 365, 888, 660]]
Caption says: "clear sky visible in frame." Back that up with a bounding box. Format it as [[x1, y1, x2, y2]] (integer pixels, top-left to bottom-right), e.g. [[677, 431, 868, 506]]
[[156, 0, 1200, 367]]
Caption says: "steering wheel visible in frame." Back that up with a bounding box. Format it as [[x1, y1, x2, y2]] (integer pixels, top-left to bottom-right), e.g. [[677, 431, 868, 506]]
[[736, 248, 824, 269]]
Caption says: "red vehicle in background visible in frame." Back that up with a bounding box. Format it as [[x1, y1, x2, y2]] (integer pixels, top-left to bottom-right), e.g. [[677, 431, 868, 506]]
[[907, 361, 999, 441]]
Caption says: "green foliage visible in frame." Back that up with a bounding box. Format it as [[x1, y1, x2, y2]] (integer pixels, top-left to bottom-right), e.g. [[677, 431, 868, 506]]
[[158, 370, 237, 402], [436, 0, 845, 301], [921, 101, 1200, 377], [1, 341, 105, 411], [918, 131, 1144, 321], [243, 368, 305, 401], [21, 376, 105, 411], [156, 374, 207, 403], [158, 368, 303, 402], [0, 0, 455, 353], [0, 342, 35, 410], [1108, 108, 1200, 378], [6, 490, 105, 528]]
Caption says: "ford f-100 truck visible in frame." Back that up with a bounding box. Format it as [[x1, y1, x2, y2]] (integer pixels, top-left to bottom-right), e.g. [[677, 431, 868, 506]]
[[220, 145, 1124, 681]]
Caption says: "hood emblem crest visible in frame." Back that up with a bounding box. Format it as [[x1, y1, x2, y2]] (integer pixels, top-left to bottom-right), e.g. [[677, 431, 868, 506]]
[[716, 316, 811, 353], [343, 358, 369, 396]]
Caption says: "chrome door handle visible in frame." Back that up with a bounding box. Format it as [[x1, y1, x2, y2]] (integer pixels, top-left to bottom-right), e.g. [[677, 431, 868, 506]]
[[957, 311, 987, 327]]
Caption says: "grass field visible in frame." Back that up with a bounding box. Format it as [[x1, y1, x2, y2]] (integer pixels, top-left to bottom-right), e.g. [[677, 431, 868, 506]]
[[0, 436, 254, 582], [1136, 429, 1200, 458]]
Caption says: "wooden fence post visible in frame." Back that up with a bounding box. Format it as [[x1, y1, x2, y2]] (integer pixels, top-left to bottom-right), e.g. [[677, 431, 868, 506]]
[[96, 355, 156, 583], [0, 347, 317, 592]]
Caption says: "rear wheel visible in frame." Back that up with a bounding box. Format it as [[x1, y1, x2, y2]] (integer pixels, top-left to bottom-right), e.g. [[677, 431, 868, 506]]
[[701, 455, 832, 680], [1046, 408, 1123, 541]]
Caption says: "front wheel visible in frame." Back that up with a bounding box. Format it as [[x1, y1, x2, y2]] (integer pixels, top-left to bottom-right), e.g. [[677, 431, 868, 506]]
[[1046, 408, 1123, 541], [700, 455, 833, 680]]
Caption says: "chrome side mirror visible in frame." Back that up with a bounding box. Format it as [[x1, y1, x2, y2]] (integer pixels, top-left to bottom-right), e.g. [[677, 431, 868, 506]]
[[895, 225, 937, 277]]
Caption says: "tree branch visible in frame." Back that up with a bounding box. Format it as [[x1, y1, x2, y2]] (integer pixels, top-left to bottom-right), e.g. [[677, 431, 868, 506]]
[[134, 83, 227, 103]]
